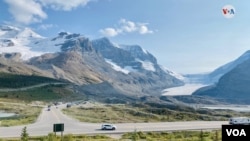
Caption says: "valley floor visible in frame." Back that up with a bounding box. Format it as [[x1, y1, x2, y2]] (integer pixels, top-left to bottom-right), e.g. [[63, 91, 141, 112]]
[[201, 105, 250, 112]]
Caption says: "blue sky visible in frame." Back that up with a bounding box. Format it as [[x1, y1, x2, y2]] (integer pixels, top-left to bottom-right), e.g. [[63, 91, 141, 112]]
[[1, 0, 250, 74]]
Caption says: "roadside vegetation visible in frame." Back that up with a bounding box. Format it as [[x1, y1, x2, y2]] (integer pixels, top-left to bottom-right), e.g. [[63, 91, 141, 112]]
[[1, 126, 222, 141], [121, 130, 221, 141], [62, 102, 250, 123], [0, 101, 41, 126]]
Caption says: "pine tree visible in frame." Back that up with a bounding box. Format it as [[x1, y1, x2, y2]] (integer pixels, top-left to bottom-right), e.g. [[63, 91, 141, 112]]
[[199, 130, 205, 141], [213, 130, 219, 141], [21, 126, 29, 141]]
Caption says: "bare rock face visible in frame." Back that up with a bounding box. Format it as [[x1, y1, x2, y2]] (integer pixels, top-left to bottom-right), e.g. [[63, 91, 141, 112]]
[[28, 38, 108, 85], [0, 39, 15, 47], [0, 53, 21, 61], [28, 51, 103, 85]]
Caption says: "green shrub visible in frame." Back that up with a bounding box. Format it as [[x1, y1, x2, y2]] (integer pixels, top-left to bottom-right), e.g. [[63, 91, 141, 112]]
[[20, 126, 29, 141], [63, 134, 74, 141], [47, 133, 58, 141]]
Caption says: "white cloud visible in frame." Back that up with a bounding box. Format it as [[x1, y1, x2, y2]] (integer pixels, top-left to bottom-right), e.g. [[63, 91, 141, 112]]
[[99, 28, 120, 37], [119, 19, 137, 33], [39, 0, 91, 11], [138, 25, 153, 34], [4, 0, 47, 24], [100, 18, 154, 37], [4, 0, 92, 24], [38, 24, 56, 30]]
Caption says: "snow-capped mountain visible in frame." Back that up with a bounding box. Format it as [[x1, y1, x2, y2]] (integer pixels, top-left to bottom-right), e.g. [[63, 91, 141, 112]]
[[0, 25, 84, 60], [0, 25, 43, 39], [0, 25, 184, 97], [91, 37, 159, 74], [185, 50, 250, 86], [208, 50, 250, 83], [193, 50, 250, 104], [0, 25, 45, 60]]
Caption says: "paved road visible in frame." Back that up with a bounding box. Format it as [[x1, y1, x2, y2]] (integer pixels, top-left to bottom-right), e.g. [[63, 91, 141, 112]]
[[0, 105, 228, 138]]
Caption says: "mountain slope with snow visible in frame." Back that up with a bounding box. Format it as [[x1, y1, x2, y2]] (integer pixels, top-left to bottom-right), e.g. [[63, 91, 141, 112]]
[[0, 25, 184, 97], [0, 25, 46, 60], [192, 50, 250, 104], [208, 50, 250, 83], [0, 25, 82, 60]]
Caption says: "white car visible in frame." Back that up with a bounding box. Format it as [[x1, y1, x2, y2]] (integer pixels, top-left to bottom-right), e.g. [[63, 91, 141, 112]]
[[101, 124, 117, 130], [229, 117, 250, 125]]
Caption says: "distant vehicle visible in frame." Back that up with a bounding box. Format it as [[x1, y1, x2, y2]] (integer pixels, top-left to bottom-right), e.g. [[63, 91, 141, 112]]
[[47, 105, 51, 111], [101, 124, 117, 130], [229, 117, 250, 125], [54, 102, 62, 106], [66, 103, 71, 108]]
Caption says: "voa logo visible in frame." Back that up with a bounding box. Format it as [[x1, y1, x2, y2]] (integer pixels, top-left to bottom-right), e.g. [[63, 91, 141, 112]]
[[222, 125, 250, 141], [222, 5, 235, 18], [226, 129, 246, 136]]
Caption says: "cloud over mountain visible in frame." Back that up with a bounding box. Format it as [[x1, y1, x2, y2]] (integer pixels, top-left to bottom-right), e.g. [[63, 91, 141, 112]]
[[4, 0, 93, 24], [4, 0, 47, 24], [100, 18, 154, 37]]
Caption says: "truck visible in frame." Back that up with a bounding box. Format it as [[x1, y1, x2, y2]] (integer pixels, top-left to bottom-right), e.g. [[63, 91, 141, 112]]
[[229, 117, 250, 125]]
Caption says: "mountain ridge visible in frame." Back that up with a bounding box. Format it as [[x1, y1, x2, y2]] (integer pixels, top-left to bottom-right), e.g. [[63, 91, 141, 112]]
[[0, 25, 184, 98], [193, 50, 250, 104]]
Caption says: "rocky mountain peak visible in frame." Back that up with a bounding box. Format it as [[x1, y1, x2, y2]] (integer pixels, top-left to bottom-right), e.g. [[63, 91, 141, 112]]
[[0, 53, 22, 61], [54, 32, 81, 40], [61, 37, 94, 53], [120, 44, 157, 64], [92, 37, 119, 49], [58, 32, 69, 37]]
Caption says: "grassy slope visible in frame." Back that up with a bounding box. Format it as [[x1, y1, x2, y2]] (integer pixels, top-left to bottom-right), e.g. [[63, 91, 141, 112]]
[[0, 102, 41, 126], [0, 72, 60, 89], [0, 84, 79, 102], [0, 73, 83, 102]]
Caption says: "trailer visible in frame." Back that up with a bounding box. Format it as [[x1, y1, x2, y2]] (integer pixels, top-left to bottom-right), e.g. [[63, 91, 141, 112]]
[[229, 117, 250, 125]]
